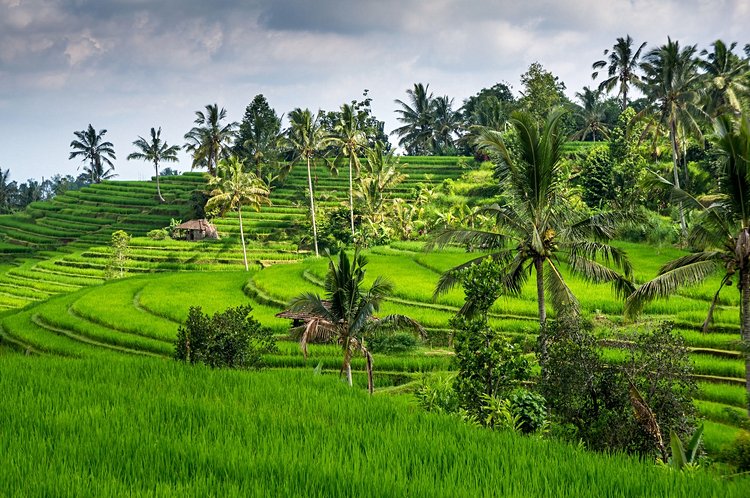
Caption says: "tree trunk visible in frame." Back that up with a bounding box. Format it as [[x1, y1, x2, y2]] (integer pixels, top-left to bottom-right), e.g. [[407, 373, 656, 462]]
[[365, 348, 374, 395], [741, 268, 750, 414], [349, 156, 355, 237], [669, 119, 688, 242], [154, 162, 165, 203], [534, 258, 548, 356], [238, 205, 248, 271], [306, 157, 319, 256]]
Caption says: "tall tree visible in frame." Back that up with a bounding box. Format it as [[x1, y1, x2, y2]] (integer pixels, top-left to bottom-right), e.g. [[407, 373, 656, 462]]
[[288, 249, 422, 393], [330, 103, 369, 237], [205, 156, 270, 271], [126, 127, 181, 202], [626, 113, 750, 413], [393, 83, 435, 155], [184, 104, 236, 176], [431, 95, 460, 154], [698, 40, 750, 118], [571, 87, 611, 141], [69, 124, 116, 183], [234, 94, 282, 178], [519, 62, 568, 123], [284, 108, 327, 256], [357, 141, 407, 225], [432, 109, 633, 353], [0, 169, 17, 214], [640, 37, 704, 239], [592, 35, 648, 110]]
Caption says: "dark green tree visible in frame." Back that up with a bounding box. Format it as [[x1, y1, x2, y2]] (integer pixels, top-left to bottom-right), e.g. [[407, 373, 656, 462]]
[[519, 63, 568, 123], [234, 94, 282, 178], [393, 83, 435, 155], [184, 104, 237, 177], [69, 124, 116, 183]]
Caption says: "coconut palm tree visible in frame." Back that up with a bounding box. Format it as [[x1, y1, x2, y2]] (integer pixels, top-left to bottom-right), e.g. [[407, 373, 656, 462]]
[[289, 249, 423, 393], [393, 83, 435, 155], [640, 38, 705, 239], [205, 156, 270, 271], [184, 104, 236, 176], [69, 124, 117, 183], [357, 141, 407, 225], [329, 103, 369, 238], [698, 40, 750, 118], [592, 35, 647, 110], [283, 108, 328, 257], [571, 87, 611, 142], [431, 95, 460, 154], [0, 169, 16, 214], [126, 127, 181, 202], [432, 109, 634, 352], [626, 113, 750, 413]]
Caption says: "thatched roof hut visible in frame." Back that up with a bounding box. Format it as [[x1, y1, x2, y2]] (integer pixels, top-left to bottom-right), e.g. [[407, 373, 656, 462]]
[[174, 219, 218, 241]]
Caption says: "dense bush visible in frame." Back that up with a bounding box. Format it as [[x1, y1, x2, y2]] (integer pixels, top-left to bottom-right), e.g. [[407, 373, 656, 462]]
[[368, 331, 418, 354], [539, 317, 697, 459], [147, 228, 169, 240], [174, 305, 276, 369], [726, 430, 750, 472], [509, 389, 548, 434]]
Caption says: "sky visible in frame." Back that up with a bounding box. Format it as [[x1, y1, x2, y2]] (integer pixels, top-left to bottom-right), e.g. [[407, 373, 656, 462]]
[[1, 0, 748, 182]]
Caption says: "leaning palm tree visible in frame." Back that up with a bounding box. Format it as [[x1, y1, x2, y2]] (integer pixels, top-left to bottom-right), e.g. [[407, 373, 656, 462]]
[[289, 249, 423, 393], [592, 35, 648, 110], [126, 127, 180, 202], [432, 109, 634, 352], [184, 104, 236, 176], [329, 103, 369, 237], [626, 113, 750, 413], [640, 38, 705, 240], [205, 156, 270, 271], [392, 83, 435, 155], [283, 108, 327, 256], [69, 124, 117, 183], [698, 40, 750, 118]]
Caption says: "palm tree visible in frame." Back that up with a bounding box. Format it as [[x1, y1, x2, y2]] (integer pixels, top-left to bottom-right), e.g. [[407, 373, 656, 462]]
[[0, 169, 16, 214], [640, 38, 705, 239], [431, 95, 460, 154], [698, 40, 750, 118], [205, 156, 270, 271], [432, 109, 633, 353], [357, 141, 407, 224], [393, 83, 434, 155], [592, 35, 647, 110], [289, 249, 423, 393], [126, 127, 181, 202], [69, 124, 117, 183], [184, 104, 236, 176], [626, 113, 750, 412], [571, 87, 610, 142], [330, 103, 369, 238], [283, 108, 327, 257]]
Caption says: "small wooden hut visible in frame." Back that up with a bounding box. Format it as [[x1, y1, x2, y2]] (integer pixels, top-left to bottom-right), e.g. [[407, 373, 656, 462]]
[[173, 219, 219, 241]]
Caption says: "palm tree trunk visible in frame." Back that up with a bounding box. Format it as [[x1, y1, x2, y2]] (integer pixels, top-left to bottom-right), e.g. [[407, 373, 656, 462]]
[[154, 163, 165, 203], [365, 348, 374, 395], [669, 119, 688, 242], [534, 258, 548, 356], [349, 156, 355, 237], [741, 268, 750, 414], [238, 205, 249, 271], [306, 157, 319, 256]]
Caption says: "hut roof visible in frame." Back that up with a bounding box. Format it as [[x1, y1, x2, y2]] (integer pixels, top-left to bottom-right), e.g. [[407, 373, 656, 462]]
[[174, 219, 214, 231]]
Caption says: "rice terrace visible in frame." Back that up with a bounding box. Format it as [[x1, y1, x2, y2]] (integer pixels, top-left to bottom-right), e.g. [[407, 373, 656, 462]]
[[3, 11, 750, 497]]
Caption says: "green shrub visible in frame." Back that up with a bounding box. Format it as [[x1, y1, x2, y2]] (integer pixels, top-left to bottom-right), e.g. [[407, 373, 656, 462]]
[[726, 430, 750, 472], [509, 389, 547, 434], [414, 374, 458, 414], [368, 332, 418, 354], [147, 228, 169, 240], [174, 305, 277, 369]]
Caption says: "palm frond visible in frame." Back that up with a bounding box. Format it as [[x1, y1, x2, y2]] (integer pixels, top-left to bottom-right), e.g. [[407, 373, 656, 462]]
[[544, 259, 580, 316], [427, 228, 509, 251], [433, 250, 516, 298]]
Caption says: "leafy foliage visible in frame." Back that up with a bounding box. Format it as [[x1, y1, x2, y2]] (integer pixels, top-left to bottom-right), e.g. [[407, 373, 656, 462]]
[[174, 305, 276, 369]]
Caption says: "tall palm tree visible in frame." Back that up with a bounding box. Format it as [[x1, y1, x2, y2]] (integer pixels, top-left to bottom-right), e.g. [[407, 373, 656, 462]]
[[184, 104, 236, 177], [69, 124, 117, 183], [592, 35, 647, 110], [289, 249, 423, 393], [357, 141, 407, 224], [284, 108, 327, 256], [432, 109, 633, 353], [699, 40, 750, 118], [0, 169, 16, 214], [571, 87, 610, 142], [431, 95, 460, 154], [205, 156, 270, 271], [330, 103, 369, 237], [126, 127, 181, 202], [640, 38, 705, 239], [392, 83, 434, 155], [626, 113, 750, 412]]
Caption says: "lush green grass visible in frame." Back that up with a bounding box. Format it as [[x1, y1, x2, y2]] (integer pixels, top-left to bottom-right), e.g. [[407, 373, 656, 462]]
[[0, 355, 746, 497]]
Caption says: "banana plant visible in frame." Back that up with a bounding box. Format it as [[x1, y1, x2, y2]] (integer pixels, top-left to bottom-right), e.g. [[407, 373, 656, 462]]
[[669, 424, 704, 470]]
